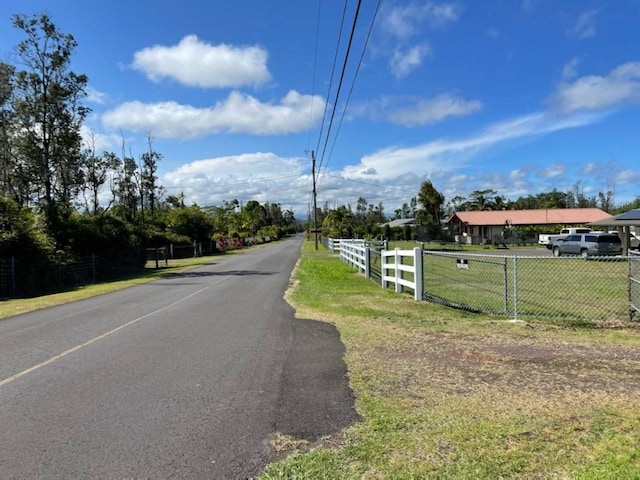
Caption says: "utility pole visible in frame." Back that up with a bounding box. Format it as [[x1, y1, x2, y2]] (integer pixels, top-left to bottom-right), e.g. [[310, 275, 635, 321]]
[[311, 150, 318, 250]]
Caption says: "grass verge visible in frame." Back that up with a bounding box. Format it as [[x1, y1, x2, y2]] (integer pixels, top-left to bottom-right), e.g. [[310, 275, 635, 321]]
[[0, 252, 243, 320], [263, 240, 640, 479]]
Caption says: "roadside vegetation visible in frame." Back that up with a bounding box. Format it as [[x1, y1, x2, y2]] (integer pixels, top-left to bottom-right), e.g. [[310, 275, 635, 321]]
[[0, 250, 251, 319], [263, 239, 640, 479], [0, 13, 301, 299]]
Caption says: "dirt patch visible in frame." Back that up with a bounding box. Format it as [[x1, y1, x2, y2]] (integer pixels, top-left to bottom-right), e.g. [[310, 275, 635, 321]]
[[364, 327, 640, 404]]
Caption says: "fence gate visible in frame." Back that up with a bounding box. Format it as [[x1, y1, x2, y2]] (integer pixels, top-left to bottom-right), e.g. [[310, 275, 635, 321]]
[[423, 251, 510, 316], [630, 256, 640, 321]]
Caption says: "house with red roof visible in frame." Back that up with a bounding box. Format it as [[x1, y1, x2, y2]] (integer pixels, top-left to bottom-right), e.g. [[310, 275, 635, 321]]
[[446, 208, 612, 245]]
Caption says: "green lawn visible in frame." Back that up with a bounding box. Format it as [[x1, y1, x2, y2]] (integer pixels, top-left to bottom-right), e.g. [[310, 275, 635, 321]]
[[263, 239, 640, 479]]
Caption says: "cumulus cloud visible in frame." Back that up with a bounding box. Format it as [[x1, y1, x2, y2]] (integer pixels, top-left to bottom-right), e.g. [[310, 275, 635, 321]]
[[388, 93, 482, 126], [131, 35, 271, 88], [101, 90, 325, 138], [161, 152, 309, 209], [390, 44, 431, 78], [549, 61, 640, 113], [567, 10, 597, 40]]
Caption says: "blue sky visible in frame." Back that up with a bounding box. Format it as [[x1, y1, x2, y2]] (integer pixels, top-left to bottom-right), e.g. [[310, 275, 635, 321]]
[[2, 0, 640, 217]]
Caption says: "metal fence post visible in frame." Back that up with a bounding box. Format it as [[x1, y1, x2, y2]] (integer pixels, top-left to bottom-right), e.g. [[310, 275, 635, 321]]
[[513, 255, 519, 321], [503, 257, 508, 314], [11, 256, 16, 297]]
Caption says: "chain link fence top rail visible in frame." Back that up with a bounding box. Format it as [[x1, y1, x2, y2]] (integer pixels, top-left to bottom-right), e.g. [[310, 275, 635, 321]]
[[423, 251, 635, 322]]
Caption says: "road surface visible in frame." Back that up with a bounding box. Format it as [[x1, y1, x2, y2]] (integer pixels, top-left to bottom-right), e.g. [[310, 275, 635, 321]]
[[0, 235, 358, 478]]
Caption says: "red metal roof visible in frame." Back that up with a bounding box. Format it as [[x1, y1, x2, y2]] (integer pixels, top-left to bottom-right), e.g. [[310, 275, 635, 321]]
[[447, 208, 611, 226]]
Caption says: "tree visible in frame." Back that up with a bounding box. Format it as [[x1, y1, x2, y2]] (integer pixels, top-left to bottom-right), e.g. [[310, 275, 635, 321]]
[[416, 180, 445, 235], [242, 200, 267, 235], [468, 189, 497, 211], [140, 132, 162, 216], [81, 131, 116, 214], [11, 13, 89, 229], [0, 62, 18, 202], [322, 205, 352, 238]]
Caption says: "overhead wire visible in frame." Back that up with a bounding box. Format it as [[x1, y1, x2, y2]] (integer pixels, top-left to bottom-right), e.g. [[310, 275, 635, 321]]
[[318, 0, 382, 189], [316, 0, 363, 176], [313, 0, 350, 157], [306, 0, 323, 153]]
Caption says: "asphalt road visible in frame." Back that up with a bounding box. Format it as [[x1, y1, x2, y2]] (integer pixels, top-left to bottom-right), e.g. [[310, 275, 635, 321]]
[[0, 235, 359, 479]]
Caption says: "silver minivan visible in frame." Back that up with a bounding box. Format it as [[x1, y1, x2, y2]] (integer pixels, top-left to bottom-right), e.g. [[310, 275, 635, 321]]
[[552, 232, 622, 258]]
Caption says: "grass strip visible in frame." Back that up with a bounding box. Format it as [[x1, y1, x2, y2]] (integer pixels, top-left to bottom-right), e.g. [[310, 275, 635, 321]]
[[263, 240, 640, 479], [0, 251, 246, 320]]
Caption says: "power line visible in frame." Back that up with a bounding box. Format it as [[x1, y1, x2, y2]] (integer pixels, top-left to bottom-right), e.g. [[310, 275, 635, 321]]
[[318, 0, 382, 189], [306, 0, 323, 152], [316, 0, 363, 175], [313, 0, 349, 157]]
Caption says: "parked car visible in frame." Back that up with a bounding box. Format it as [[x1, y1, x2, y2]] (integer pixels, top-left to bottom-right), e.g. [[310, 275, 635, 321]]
[[538, 227, 594, 249], [552, 232, 622, 258], [609, 231, 640, 250]]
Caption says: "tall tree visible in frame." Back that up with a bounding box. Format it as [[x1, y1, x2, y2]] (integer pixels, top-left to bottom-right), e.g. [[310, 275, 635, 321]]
[[0, 63, 17, 201], [80, 131, 116, 214], [416, 180, 445, 233], [11, 13, 89, 228], [140, 132, 162, 216], [469, 189, 497, 211]]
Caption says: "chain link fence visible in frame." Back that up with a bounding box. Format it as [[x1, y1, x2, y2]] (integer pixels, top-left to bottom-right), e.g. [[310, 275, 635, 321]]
[[423, 251, 636, 322], [630, 252, 640, 321]]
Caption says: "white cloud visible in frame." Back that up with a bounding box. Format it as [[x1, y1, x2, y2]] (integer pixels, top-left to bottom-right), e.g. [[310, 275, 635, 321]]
[[539, 163, 565, 179], [131, 34, 271, 88], [341, 111, 601, 181], [614, 168, 640, 187], [424, 2, 461, 28], [549, 61, 640, 113], [382, 1, 460, 38], [390, 44, 431, 79], [567, 10, 597, 40], [101, 90, 325, 138], [387, 93, 482, 126], [80, 125, 120, 153], [162, 152, 309, 209], [85, 86, 108, 105], [562, 57, 579, 80]]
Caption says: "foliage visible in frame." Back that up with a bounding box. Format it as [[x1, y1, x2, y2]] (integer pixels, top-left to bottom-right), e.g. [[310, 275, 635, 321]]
[[9, 13, 90, 228]]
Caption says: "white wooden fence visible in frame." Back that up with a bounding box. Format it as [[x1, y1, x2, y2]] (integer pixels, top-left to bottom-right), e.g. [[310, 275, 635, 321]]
[[337, 239, 423, 301]]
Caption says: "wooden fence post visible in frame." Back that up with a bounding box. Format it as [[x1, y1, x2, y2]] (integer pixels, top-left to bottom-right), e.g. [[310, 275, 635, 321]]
[[413, 247, 423, 301]]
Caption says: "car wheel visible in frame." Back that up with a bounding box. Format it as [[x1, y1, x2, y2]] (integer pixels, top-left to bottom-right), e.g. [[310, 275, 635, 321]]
[[553, 246, 561, 257], [580, 249, 588, 259]]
